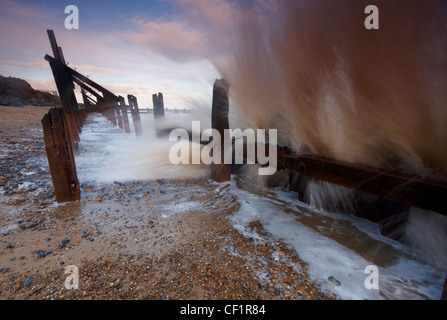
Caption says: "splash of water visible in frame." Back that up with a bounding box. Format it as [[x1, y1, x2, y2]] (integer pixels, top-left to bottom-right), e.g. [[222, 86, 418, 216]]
[[216, 0, 447, 179], [211, 0, 447, 266]]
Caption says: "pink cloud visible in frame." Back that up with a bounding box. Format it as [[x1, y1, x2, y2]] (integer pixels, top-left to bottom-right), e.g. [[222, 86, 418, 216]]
[[120, 0, 241, 63], [124, 19, 204, 62], [170, 0, 234, 29], [0, 0, 60, 52], [0, 0, 223, 110]]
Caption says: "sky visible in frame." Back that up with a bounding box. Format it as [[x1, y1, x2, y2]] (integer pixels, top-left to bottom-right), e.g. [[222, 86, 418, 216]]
[[0, 0, 247, 109]]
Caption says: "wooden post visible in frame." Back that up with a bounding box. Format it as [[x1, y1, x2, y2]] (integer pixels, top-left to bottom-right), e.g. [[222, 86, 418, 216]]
[[153, 92, 165, 119], [42, 107, 80, 203], [115, 106, 123, 128], [211, 79, 231, 183], [128, 94, 143, 137], [118, 96, 131, 133], [45, 31, 80, 145], [152, 92, 165, 138]]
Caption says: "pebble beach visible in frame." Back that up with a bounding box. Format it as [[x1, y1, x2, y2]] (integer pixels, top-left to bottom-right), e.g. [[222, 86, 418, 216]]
[[0, 105, 334, 300]]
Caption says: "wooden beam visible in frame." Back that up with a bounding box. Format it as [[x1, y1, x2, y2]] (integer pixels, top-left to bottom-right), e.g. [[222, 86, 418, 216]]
[[278, 153, 447, 216], [44, 54, 80, 143], [72, 77, 103, 101], [58, 46, 66, 65], [128, 94, 143, 136], [118, 96, 130, 133], [47, 30, 62, 62], [67, 63, 117, 99], [42, 108, 80, 203], [44, 54, 118, 101]]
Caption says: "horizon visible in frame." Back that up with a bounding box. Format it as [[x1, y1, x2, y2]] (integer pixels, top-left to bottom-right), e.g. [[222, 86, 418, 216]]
[[0, 0, 247, 109]]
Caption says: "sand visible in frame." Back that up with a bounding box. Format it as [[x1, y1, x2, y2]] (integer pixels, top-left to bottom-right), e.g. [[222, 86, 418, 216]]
[[0, 105, 333, 300]]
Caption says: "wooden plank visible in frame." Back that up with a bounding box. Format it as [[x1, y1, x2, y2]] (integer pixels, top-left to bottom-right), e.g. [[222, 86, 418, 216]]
[[42, 108, 80, 203], [58, 46, 66, 65], [64, 59, 118, 99], [278, 153, 447, 216], [46, 30, 62, 62], [81, 89, 95, 109], [45, 53, 118, 105], [46, 59, 80, 142], [44, 41, 81, 146], [72, 77, 103, 101], [45, 32, 81, 134]]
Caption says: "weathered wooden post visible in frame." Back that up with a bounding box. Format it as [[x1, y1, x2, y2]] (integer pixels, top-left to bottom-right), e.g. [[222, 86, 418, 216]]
[[211, 79, 231, 183], [128, 94, 143, 136], [152, 92, 165, 138], [152, 92, 165, 118], [115, 104, 123, 128], [42, 107, 80, 203], [45, 30, 80, 151], [118, 96, 130, 133]]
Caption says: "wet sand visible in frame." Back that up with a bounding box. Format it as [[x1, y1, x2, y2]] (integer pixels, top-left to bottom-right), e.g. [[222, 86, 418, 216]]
[[0, 105, 333, 300]]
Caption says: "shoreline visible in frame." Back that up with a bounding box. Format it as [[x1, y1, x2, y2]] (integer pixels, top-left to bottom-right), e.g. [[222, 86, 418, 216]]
[[0, 105, 333, 300]]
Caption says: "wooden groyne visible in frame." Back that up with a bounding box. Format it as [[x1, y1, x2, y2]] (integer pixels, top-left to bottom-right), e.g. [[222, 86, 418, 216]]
[[42, 30, 165, 203]]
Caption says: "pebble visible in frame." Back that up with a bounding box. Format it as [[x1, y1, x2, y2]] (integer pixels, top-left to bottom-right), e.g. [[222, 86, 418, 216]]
[[328, 276, 341, 287], [109, 279, 121, 287], [36, 250, 53, 257], [0, 122, 334, 300], [23, 278, 32, 286], [58, 239, 70, 249]]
